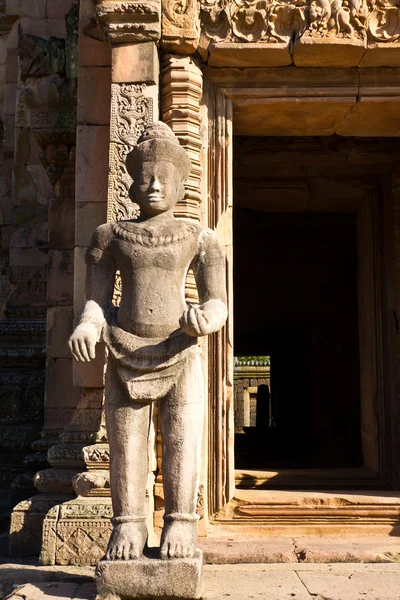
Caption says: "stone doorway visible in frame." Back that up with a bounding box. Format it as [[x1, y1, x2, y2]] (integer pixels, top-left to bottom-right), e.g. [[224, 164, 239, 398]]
[[232, 135, 398, 491]]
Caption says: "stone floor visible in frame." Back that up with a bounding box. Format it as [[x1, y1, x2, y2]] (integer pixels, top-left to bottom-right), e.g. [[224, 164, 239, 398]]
[[2, 561, 400, 600]]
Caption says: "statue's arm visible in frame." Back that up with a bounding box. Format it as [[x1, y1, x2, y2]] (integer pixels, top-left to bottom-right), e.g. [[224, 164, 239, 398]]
[[69, 224, 116, 362], [180, 228, 228, 337]]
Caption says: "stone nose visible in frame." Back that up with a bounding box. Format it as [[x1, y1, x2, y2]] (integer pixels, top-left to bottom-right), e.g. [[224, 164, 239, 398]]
[[150, 176, 162, 192]]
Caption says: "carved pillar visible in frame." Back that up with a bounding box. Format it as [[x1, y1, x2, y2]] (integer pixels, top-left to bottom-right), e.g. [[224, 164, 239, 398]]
[[39, 0, 161, 566], [159, 54, 207, 532]]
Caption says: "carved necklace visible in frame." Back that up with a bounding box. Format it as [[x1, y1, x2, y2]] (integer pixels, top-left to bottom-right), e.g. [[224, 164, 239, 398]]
[[111, 220, 199, 247]]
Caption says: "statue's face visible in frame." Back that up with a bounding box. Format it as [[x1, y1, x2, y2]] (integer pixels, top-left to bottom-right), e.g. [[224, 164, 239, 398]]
[[133, 161, 182, 217]]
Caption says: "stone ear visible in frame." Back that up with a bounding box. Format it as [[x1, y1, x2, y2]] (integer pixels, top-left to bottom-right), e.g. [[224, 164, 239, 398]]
[[129, 181, 138, 203]]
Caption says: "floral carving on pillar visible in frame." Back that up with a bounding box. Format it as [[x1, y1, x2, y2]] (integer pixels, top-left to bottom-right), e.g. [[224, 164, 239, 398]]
[[108, 83, 154, 222]]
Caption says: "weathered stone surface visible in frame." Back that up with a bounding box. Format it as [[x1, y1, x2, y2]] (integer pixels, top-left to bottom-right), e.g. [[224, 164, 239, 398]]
[[47, 250, 74, 306], [47, 0, 75, 20], [46, 358, 80, 408], [208, 42, 292, 67], [111, 42, 159, 84], [95, 550, 203, 600], [75, 203, 108, 247], [75, 126, 110, 206], [77, 67, 111, 125], [293, 36, 366, 67]]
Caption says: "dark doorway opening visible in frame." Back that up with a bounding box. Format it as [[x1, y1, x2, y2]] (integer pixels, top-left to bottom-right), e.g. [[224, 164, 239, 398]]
[[234, 210, 362, 470]]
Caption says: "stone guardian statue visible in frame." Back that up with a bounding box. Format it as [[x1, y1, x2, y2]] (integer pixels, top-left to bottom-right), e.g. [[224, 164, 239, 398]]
[[69, 122, 227, 599]]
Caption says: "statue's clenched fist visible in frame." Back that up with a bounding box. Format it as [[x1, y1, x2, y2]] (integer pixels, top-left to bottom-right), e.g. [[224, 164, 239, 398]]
[[179, 299, 228, 337]]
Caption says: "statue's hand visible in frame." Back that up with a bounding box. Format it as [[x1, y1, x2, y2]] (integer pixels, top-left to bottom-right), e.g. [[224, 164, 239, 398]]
[[179, 299, 228, 337], [68, 323, 98, 362]]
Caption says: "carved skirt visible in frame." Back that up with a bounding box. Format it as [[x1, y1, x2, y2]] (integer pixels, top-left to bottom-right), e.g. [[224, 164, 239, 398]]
[[103, 309, 198, 402]]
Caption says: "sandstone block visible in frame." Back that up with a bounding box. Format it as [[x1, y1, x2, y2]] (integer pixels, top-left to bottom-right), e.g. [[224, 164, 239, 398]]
[[46, 358, 80, 408], [78, 13, 111, 68], [47, 306, 74, 358], [360, 44, 400, 67], [19, 17, 66, 38], [3, 114, 15, 153], [47, 250, 74, 306], [49, 197, 75, 250], [75, 126, 110, 205], [6, 0, 19, 17], [73, 247, 87, 317], [95, 550, 203, 600], [20, 0, 46, 19], [293, 35, 366, 68], [47, 0, 74, 19], [6, 20, 18, 49], [78, 387, 104, 409], [72, 342, 106, 388], [77, 67, 111, 126], [5, 49, 18, 83], [112, 42, 159, 84], [76, 202, 108, 247], [78, 35, 111, 68], [43, 407, 76, 430], [208, 42, 291, 67]]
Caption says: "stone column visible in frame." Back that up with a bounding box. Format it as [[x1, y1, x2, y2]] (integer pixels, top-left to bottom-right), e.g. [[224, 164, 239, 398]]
[[39, 0, 161, 566], [158, 54, 206, 533]]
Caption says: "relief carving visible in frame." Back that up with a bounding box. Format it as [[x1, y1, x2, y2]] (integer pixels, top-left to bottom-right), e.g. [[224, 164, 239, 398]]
[[161, 0, 200, 52], [108, 83, 153, 222], [368, 0, 400, 41], [197, 0, 400, 49], [93, 0, 161, 43]]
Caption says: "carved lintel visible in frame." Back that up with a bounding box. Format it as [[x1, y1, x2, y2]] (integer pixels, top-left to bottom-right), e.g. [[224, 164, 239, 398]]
[[93, 0, 161, 43], [197, 0, 400, 61], [161, 0, 200, 53]]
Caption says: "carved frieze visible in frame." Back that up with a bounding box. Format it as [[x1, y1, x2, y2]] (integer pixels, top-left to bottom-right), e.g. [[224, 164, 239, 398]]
[[192, 0, 400, 54], [93, 0, 161, 43]]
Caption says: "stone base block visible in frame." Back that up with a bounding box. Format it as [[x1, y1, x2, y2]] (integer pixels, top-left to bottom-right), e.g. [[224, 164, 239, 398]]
[[95, 550, 203, 600]]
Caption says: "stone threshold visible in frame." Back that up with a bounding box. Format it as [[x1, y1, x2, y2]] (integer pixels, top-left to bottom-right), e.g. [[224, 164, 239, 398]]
[[235, 467, 382, 489], [210, 489, 400, 536]]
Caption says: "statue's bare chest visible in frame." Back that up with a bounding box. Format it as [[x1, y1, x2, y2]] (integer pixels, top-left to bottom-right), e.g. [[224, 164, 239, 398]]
[[109, 221, 200, 271]]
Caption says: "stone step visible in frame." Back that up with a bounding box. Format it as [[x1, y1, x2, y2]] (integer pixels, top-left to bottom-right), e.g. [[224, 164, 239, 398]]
[[212, 489, 400, 534]]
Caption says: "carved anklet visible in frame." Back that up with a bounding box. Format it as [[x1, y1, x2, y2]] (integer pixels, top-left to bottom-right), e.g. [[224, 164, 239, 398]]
[[111, 515, 146, 525], [163, 512, 199, 523]]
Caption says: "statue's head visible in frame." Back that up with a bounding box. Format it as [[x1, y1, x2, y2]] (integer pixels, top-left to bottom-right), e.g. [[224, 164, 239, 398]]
[[127, 122, 192, 217]]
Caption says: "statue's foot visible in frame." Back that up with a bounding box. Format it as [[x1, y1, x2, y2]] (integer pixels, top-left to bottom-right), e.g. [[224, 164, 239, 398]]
[[105, 522, 147, 560], [160, 519, 197, 559]]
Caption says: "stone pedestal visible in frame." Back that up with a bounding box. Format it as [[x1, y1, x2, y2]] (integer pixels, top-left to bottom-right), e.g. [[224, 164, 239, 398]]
[[95, 550, 203, 600]]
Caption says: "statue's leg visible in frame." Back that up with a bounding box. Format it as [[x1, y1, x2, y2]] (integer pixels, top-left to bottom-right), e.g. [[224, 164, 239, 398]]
[[105, 358, 151, 560], [159, 350, 204, 559]]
